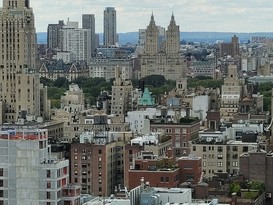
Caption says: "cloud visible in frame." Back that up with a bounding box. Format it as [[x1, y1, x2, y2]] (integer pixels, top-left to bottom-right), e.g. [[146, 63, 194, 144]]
[[1, 0, 273, 32]]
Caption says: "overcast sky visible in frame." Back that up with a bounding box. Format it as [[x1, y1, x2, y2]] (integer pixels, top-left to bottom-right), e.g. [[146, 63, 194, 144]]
[[2, 0, 273, 33]]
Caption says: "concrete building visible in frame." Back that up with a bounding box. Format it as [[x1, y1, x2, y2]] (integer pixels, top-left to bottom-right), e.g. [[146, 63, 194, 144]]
[[0, 0, 49, 124], [47, 20, 64, 49], [0, 127, 80, 205], [89, 58, 133, 81], [111, 67, 133, 115], [139, 14, 186, 80], [103, 7, 118, 46], [220, 65, 243, 121], [190, 129, 262, 179], [61, 21, 91, 62], [191, 57, 216, 78], [82, 14, 96, 55], [61, 84, 85, 113]]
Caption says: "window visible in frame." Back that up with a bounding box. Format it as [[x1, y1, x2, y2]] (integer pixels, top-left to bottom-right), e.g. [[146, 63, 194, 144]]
[[232, 146, 238, 151], [203, 146, 206, 152], [193, 146, 196, 151], [165, 177, 169, 182], [160, 177, 164, 182], [243, 146, 248, 152], [0, 169, 3, 176], [182, 129, 187, 134], [217, 154, 223, 159], [203, 154, 206, 159], [47, 170, 51, 178], [175, 128, 180, 134], [218, 146, 223, 152], [233, 154, 238, 159], [232, 161, 238, 167], [46, 192, 51, 199], [203, 162, 206, 167], [217, 162, 223, 167], [186, 174, 194, 181], [98, 149, 102, 154]]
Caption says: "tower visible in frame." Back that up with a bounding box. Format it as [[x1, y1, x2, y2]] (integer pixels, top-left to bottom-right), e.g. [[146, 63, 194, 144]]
[[103, 7, 118, 46], [82, 14, 96, 54], [166, 13, 180, 54], [144, 13, 159, 54], [0, 0, 41, 123], [47, 20, 64, 49]]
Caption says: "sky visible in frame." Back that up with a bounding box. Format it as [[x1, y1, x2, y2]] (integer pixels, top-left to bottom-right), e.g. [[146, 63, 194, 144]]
[[2, 0, 273, 33]]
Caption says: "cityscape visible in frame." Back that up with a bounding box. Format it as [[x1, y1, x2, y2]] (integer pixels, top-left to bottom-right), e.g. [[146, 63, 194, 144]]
[[1, 0, 273, 205]]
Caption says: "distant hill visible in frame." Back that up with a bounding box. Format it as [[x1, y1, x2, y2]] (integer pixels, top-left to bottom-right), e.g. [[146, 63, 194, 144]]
[[37, 32, 273, 45]]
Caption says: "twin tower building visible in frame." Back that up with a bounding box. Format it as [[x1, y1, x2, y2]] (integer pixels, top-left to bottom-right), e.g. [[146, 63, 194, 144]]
[[140, 13, 187, 90]]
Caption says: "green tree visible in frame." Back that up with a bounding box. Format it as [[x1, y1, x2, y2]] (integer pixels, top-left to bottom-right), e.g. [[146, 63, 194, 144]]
[[53, 77, 69, 88], [229, 182, 241, 195], [141, 75, 167, 87], [40, 77, 53, 87]]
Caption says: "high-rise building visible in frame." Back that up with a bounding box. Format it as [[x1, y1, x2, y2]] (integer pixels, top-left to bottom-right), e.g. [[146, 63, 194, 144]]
[[220, 65, 243, 121], [0, 0, 43, 123], [103, 7, 118, 46], [111, 67, 133, 115], [61, 21, 92, 62], [140, 14, 186, 80], [47, 20, 64, 49], [82, 14, 96, 55], [219, 35, 240, 58], [0, 127, 81, 205]]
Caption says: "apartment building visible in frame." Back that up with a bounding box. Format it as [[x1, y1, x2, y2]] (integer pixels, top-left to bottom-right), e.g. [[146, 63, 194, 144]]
[[150, 118, 200, 157], [0, 127, 80, 205], [190, 129, 262, 179], [139, 14, 187, 80], [89, 58, 133, 81]]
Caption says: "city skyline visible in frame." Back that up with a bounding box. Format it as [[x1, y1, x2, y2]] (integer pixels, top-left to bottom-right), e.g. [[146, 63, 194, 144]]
[[2, 0, 273, 33]]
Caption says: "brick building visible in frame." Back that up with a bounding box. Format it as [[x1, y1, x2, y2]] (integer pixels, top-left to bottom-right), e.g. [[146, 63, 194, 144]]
[[240, 150, 273, 205], [150, 118, 200, 157], [128, 149, 202, 190]]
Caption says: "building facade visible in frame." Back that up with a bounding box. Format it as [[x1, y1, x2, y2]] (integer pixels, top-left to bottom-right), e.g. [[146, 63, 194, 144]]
[[0, 0, 48, 123], [89, 58, 133, 81], [220, 65, 243, 121], [103, 7, 118, 46], [0, 128, 78, 205], [82, 14, 96, 55], [47, 20, 64, 49], [61, 21, 91, 62], [111, 67, 133, 115], [139, 14, 186, 80]]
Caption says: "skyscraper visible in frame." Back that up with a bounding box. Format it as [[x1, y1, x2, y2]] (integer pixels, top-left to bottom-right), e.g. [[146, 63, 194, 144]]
[[140, 14, 186, 80], [103, 7, 118, 46], [0, 0, 41, 123], [82, 14, 96, 54], [47, 20, 64, 49]]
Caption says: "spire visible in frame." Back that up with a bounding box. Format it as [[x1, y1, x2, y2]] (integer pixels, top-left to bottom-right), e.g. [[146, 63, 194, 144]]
[[148, 12, 156, 28], [169, 12, 176, 27]]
